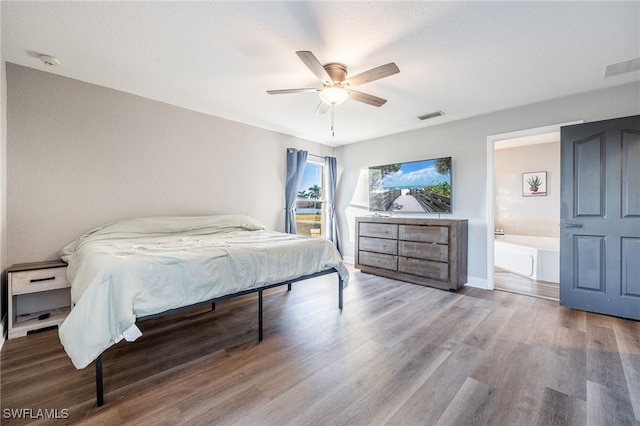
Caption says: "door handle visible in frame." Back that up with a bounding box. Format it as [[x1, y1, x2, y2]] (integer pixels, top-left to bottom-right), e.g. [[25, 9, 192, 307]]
[[562, 222, 583, 228]]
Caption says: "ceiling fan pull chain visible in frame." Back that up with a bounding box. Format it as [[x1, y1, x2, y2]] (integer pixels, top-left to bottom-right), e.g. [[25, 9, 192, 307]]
[[331, 105, 335, 137]]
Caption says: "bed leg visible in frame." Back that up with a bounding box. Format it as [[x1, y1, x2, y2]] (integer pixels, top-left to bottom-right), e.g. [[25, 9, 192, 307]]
[[338, 277, 343, 310], [287, 282, 292, 292], [211, 302, 216, 311], [258, 290, 264, 341], [96, 354, 104, 407]]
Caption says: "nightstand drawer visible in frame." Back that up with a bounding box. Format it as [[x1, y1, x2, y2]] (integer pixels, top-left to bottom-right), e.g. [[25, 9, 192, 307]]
[[11, 267, 69, 295]]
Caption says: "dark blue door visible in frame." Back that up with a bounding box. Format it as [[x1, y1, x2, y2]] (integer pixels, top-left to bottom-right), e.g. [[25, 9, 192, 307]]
[[560, 115, 640, 320]]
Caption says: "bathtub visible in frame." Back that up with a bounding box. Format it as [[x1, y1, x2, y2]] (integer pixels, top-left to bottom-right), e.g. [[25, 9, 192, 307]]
[[494, 235, 559, 283]]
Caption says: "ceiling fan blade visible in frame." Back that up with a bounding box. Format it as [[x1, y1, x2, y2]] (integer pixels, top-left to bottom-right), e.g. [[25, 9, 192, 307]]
[[296, 51, 333, 85], [343, 62, 399, 87], [315, 101, 330, 115], [267, 88, 319, 95], [348, 90, 387, 107]]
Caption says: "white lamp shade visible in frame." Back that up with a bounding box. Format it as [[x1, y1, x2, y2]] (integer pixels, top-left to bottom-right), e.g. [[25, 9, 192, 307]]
[[319, 86, 349, 105]]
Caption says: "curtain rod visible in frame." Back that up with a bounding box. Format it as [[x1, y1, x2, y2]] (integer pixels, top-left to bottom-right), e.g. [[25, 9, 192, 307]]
[[287, 148, 331, 160]]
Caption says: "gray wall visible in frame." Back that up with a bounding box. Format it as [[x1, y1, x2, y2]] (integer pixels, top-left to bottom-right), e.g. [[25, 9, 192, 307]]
[[5, 63, 334, 265], [335, 81, 640, 287], [1, 54, 7, 337], [4, 62, 640, 292]]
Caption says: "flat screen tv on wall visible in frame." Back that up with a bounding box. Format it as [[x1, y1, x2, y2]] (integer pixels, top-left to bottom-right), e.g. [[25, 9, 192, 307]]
[[368, 157, 452, 213]]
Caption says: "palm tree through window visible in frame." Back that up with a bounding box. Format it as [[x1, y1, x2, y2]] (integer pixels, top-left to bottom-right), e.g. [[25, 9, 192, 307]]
[[296, 161, 325, 237]]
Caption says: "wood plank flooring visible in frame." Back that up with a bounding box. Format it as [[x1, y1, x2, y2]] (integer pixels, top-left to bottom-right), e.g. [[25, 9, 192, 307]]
[[2, 266, 639, 425], [494, 268, 559, 301]]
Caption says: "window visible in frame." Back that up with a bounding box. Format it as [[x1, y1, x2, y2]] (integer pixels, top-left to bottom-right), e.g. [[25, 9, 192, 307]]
[[296, 160, 325, 237]]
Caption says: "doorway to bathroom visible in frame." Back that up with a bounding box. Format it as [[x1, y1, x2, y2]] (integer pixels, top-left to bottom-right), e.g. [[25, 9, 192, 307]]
[[486, 122, 580, 300]]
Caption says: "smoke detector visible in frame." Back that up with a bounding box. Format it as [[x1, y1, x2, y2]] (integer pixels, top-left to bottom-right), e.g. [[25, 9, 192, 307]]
[[39, 55, 61, 66]]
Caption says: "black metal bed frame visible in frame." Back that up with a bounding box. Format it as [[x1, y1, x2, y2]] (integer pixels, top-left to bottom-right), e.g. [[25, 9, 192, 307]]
[[94, 268, 343, 407]]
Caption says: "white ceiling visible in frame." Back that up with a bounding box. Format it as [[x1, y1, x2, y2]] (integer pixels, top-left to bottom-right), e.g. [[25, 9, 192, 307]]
[[2, 1, 639, 147], [494, 131, 559, 150]]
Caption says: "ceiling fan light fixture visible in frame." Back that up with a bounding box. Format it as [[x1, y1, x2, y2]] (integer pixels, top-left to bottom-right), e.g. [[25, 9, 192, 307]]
[[319, 86, 349, 105]]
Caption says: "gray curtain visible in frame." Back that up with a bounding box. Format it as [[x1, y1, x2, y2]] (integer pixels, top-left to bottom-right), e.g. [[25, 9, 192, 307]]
[[324, 156, 341, 253], [285, 148, 308, 234]]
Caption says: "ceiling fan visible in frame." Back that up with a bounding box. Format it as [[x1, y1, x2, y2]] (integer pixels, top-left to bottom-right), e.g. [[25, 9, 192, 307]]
[[267, 51, 400, 116]]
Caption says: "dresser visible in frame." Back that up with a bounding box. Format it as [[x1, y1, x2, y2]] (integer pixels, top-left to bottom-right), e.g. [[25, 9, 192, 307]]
[[355, 217, 468, 291]]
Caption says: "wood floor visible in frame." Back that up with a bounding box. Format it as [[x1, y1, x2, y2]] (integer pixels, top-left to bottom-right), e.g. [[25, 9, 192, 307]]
[[494, 268, 560, 301], [2, 266, 639, 425]]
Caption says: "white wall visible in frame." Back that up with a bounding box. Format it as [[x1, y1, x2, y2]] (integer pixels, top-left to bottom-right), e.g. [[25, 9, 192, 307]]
[[6, 64, 334, 265], [495, 141, 560, 237], [335, 81, 640, 286]]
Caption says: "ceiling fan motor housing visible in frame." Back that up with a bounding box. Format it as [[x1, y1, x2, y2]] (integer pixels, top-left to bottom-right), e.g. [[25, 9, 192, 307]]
[[324, 63, 347, 85]]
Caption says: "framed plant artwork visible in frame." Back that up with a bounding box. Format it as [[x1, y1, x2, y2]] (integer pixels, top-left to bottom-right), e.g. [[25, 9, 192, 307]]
[[523, 171, 547, 197]]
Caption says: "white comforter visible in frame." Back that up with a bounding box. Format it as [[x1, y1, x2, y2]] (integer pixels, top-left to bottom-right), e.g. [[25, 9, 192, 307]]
[[59, 215, 349, 369]]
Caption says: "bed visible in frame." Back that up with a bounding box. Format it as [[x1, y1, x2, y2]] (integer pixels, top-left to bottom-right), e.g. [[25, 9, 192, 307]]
[[58, 214, 349, 406]]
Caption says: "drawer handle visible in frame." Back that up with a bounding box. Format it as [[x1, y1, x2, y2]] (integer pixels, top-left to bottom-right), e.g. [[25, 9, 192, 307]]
[[30, 276, 56, 283]]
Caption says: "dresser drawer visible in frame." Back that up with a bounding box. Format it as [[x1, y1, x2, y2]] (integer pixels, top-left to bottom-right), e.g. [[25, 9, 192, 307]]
[[399, 241, 448, 262], [398, 257, 449, 281], [359, 251, 397, 271], [359, 236, 398, 255], [11, 266, 69, 295], [399, 225, 449, 244], [359, 223, 398, 239]]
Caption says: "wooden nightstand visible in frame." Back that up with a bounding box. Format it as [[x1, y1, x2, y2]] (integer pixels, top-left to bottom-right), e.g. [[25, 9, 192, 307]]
[[7, 260, 70, 339]]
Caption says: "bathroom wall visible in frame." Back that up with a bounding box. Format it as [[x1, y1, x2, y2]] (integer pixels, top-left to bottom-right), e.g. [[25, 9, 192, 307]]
[[494, 141, 560, 237]]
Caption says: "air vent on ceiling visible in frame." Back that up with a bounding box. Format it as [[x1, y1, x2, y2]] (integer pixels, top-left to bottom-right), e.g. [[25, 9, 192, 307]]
[[605, 58, 640, 78], [417, 110, 445, 121]]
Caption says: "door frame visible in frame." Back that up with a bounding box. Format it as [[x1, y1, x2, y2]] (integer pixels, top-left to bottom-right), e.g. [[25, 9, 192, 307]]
[[485, 121, 582, 290]]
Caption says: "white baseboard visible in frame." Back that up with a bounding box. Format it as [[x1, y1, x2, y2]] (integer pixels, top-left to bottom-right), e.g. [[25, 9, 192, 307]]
[[464, 276, 490, 290], [342, 256, 354, 265]]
